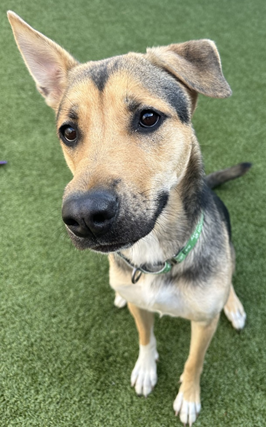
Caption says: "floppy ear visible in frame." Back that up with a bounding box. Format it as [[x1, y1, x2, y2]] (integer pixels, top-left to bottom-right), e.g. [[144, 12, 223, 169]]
[[146, 39, 232, 99], [7, 11, 78, 110]]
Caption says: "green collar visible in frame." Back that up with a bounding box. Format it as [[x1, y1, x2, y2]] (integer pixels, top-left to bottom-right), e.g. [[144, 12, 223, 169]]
[[117, 212, 204, 284]]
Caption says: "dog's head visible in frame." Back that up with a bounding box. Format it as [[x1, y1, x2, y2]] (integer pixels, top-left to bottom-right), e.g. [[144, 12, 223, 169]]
[[8, 11, 231, 253]]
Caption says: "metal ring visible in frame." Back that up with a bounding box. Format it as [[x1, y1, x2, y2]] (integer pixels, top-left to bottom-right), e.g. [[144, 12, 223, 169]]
[[131, 268, 142, 284]]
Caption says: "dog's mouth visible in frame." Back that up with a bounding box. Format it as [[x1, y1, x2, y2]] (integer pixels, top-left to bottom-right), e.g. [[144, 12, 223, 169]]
[[65, 227, 132, 253], [63, 190, 169, 253], [65, 224, 147, 253], [92, 243, 131, 253]]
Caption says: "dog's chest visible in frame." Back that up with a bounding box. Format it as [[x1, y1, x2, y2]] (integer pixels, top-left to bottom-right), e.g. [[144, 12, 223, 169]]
[[113, 274, 193, 318]]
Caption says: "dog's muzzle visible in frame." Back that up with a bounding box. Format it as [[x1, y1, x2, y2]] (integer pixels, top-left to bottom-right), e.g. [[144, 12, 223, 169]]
[[61, 187, 169, 253]]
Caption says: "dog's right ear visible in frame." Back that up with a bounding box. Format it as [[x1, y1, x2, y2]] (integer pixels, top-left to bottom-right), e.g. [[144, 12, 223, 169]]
[[7, 11, 78, 110]]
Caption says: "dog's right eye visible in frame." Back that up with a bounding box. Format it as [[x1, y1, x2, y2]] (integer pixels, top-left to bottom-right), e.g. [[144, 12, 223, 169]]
[[59, 124, 78, 146]]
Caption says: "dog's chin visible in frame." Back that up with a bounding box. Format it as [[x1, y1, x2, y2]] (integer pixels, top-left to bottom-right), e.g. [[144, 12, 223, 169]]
[[72, 238, 132, 253], [65, 227, 133, 253], [83, 241, 132, 253]]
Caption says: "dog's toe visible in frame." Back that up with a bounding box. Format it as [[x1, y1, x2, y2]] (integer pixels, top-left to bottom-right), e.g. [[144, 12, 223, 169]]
[[174, 392, 201, 426], [114, 293, 127, 308], [132, 366, 157, 396]]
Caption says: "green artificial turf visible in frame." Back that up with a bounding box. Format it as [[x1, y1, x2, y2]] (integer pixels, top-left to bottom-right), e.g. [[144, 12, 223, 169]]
[[0, 0, 265, 426]]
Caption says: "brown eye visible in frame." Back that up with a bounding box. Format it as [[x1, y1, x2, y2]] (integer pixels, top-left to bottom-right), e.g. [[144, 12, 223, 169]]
[[64, 126, 77, 141], [139, 110, 160, 128], [60, 124, 78, 146]]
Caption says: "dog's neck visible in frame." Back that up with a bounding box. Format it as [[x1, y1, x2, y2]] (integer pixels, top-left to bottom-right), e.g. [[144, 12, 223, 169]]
[[121, 135, 205, 267]]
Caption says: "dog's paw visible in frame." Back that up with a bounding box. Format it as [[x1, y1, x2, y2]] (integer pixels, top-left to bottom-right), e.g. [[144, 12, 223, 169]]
[[114, 292, 127, 308], [224, 290, 246, 330], [224, 305, 246, 330], [131, 337, 158, 397], [173, 390, 201, 426]]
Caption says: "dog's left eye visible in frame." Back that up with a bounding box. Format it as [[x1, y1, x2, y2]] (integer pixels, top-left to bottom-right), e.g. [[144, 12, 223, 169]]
[[139, 110, 160, 128], [59, 124, 78, 146]]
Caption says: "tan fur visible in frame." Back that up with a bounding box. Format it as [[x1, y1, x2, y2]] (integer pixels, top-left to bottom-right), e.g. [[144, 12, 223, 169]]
[[178, 314, 220, 407], [146, 40, 232, 98], [8, 12, 77, 109], [59, 72, 188, 198], [8, 11, 247, 425], [128, 303, 154, 346]]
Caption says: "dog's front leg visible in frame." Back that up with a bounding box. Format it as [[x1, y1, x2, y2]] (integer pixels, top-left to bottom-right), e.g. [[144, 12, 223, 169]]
[[128, 303, 158, 397], [174, 314, 220, 425]]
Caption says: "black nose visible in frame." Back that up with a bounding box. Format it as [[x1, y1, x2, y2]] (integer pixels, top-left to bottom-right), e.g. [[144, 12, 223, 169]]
[[62, 189, 119, 238]]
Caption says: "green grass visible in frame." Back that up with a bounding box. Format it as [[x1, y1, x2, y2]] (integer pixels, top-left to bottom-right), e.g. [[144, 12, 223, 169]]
[[0, 0, 265, 425]]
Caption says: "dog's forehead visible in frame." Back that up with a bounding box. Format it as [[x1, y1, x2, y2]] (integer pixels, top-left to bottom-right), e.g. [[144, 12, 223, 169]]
[[62, 53, 190, 123], [72, 53, 165, 91]]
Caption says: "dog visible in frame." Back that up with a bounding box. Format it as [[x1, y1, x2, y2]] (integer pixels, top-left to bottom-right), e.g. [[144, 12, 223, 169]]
[[8, 11, 251, 425]]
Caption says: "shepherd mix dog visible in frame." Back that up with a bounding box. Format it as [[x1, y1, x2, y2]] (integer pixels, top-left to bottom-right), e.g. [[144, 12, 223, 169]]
[[8, 11, 251, 425]]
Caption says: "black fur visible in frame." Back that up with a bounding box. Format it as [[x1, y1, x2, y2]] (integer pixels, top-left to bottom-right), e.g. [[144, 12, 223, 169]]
[[206, 162, 252, 189], [212, 191, 231, 239], [159, 77, 190, 123], [179, 140, 205, 227], [87, 59, 111, 92]]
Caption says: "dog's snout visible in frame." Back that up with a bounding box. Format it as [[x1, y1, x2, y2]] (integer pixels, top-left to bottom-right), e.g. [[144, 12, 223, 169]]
[[62, 189, 119, 238]]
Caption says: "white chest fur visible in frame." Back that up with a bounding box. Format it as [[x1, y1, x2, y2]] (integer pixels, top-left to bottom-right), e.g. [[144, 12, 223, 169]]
[[114, 274, 186, 317], [110, 270, 219, 322]]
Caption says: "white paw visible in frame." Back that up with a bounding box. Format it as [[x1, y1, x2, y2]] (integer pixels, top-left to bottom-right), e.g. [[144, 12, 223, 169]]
[[224, 306, 246, 330], [114, 293, 127, 308], [131, 336, 158, 397], [173, 392, 201, 426]]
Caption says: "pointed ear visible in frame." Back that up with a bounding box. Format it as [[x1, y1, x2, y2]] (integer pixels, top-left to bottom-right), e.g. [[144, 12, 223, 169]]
[[7, 11, 78, 109], [146, 39, 232, 99]]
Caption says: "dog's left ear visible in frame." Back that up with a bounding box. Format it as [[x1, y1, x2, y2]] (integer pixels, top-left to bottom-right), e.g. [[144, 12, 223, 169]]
[[7, 11, 78, 110], [146, 40, 232, 99]]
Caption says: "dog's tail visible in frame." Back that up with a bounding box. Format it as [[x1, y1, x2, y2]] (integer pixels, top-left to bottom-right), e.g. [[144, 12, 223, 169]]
[[206, 162, 252, 189]]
